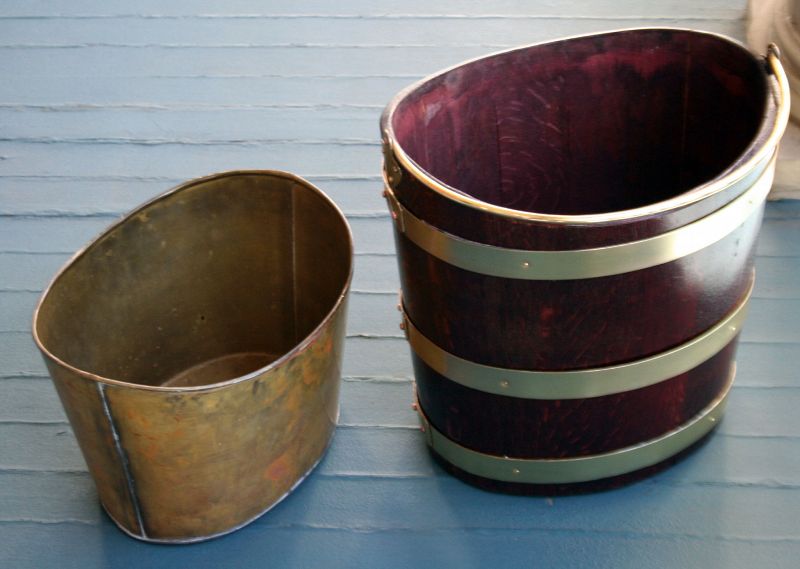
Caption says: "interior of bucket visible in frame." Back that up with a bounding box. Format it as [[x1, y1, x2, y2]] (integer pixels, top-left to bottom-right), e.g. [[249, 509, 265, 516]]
[[34, 174, 352, 388], [390, 29, 769, 215]]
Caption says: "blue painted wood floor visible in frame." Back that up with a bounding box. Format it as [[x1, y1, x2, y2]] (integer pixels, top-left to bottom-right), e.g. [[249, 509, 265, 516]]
[[1, 1, 799, 567]]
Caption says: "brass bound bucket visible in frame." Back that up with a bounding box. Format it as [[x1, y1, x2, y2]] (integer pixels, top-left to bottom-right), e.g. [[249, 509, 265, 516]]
[[381, 29, 789, 493], [33, 171, 353, 542]]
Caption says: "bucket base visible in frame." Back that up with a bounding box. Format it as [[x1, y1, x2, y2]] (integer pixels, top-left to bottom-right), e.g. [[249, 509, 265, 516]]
[[415, 364, 734, 494]]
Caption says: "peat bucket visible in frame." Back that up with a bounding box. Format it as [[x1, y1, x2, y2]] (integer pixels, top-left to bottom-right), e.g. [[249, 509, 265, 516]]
[[380, 29, 789, 493], [32, 172, 353, 541]]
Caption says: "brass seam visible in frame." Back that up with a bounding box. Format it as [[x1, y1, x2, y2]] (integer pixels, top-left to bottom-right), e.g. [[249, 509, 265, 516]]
[[400, 277, 752, 399], [414, 366, 733, 484], [97, 383, 147, 538], [383, 153, 774, 280]]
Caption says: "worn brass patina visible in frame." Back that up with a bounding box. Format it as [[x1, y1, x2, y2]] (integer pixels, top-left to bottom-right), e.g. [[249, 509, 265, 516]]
[[32, 171, 353, 543]]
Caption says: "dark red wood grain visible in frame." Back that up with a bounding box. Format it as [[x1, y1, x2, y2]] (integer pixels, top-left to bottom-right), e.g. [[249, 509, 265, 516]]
[[383, 29, 774, 492], [385, 29, 776, 250], [395, 216, 758, 370]]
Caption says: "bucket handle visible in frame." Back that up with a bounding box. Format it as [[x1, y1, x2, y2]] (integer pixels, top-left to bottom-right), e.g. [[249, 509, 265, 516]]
[[766, 43, 790, 145]]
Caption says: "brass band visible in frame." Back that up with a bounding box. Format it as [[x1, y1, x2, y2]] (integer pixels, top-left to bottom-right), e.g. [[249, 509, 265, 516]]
[[402, 278, 751, 399], [384, 152, 774, 281], [416, 366, 733, 484]]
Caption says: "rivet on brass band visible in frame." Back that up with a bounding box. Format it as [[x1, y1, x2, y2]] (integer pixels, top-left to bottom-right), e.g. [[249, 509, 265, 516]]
[[383, 153, 775, 281], [416, 368, 733, 484], [402, 279, 751, 400]]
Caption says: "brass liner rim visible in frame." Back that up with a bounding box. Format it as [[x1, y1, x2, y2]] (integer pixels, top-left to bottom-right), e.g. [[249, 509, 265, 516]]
[[380, 28, 789, 226], [31, 170, 354, 394], [415, 365, 734, 484], [402, 275, 752, 399]]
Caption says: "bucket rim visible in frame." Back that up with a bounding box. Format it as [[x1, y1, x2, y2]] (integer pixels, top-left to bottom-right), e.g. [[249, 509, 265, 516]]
[[31, 169, 354, 393], [380, 27, 790, 225]]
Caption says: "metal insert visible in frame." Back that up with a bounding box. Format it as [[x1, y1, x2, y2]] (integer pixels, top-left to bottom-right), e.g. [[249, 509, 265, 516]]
[[32, 171, 353, 543]]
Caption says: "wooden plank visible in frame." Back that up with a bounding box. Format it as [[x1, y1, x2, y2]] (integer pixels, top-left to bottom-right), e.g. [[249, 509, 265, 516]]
[[0, 1, 749, 19], [0, 178, 387, 218], [0, 291, 38, 331], [0, 46, 497, 78], [0, 378, 65, 423], [0, 253, 69, 292], [735, 342, 800, 387], [342, 337, 410, 378], [0, 18, 743, 50], [0, 76, 400, 107], [763, 200, 800, 219], [0, 141, 381, 179], [757, 218, 800, 257], [0, 107, 379, 142]]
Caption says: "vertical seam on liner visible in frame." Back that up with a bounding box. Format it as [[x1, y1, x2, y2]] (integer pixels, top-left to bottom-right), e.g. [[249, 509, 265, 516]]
[[97, 382, 147, 538]]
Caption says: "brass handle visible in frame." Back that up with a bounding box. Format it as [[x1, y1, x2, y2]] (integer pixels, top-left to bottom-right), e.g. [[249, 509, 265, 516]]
[[767, 43, 791, 145]]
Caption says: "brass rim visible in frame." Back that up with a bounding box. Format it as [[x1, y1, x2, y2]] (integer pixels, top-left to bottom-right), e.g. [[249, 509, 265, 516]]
[[416, 366, 733, 484], [403, 278, 751, 399], [384, 153, 774, 280], [31, 170, 354, 393], [381, 30, 788, 225]]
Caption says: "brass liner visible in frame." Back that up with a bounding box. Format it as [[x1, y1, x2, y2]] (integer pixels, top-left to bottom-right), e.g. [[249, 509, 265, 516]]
[[32, 171, 353, 542]]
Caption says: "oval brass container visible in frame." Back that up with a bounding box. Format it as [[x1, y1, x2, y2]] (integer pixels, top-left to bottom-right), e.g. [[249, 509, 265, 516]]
[[381, 29, 789, 493], [32, 171, 353, 542]]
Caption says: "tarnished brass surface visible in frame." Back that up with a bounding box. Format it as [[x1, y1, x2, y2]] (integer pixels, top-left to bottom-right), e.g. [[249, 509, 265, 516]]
[[32, 171, 353, 543]]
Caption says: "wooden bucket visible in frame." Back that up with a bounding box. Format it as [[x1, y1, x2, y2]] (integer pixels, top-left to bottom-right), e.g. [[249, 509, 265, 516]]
[[380, 29, 789, 492]]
